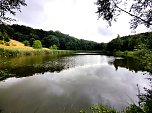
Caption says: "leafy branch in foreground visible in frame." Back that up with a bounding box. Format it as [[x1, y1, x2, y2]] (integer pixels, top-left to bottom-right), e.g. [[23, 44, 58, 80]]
[[0, 0, 27, 23], [96, 0, 152, 29]]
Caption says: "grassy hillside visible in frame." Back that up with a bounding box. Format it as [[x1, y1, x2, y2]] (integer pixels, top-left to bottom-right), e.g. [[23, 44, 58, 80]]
[[0, 39, 49, 50], [0, 39, 33, 50], [0, 39, 73, 57]]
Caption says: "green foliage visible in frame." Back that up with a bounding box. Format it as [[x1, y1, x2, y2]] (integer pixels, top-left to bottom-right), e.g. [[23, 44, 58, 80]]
[[1, 24, 101, 50], [32, 40, 42, 49], [1, 24, 152, 51], [23, 40, 30, 46], [0, 32, 3, 40], [136, 43, 147, 50], [96, 0, 152, 29], [0, 0, 27, 23], [3, 33, 10, 42], [0, 28, 10, 42], [115, 50, 152, 72], [100, 43, 107, 51], [0, 48, 73, 58], [125, 104, 144, 113], [42, 35, 60, 48], [124, 86, 152, 113], [80, 105, 118, 113], [13, 32, 28, 42], [107, 35, 123, 51], [29, 38, 35, 46], [90, 105, 118, 113], [140, 86, 152, 113], [106, 32, 152, 52], [0, 69, 14, 81], [49, 44, 58, 50]]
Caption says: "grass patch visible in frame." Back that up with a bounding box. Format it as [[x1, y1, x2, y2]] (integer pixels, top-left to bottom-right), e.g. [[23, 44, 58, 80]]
[[0, 48, 74, 57], [0, 39, 74, 57]]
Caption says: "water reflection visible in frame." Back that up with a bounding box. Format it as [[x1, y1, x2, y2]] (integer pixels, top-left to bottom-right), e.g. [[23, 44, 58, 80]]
[[0, 55, 66, 77], [0, 55, 115, 80], [111, 58, 144, 73], [0, 54, 151, 113]]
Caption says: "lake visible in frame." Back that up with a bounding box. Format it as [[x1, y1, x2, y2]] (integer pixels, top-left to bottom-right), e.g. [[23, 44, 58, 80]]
[[0, 53, 150, 113]]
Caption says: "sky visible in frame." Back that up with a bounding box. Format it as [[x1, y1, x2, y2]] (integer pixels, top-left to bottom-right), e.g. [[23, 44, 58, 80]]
[[10, 0, 150, 43]]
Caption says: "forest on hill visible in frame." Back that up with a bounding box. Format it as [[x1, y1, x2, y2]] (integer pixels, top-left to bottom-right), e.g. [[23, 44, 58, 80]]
[[105, 32, 152, 52], [0, 24, 152, 53], [1, 24, 152, 52], [0, 24, 101, 50]]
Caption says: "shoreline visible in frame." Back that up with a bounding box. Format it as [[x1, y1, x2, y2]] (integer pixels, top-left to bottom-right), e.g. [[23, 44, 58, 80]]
[[0, 48, 75, 57]]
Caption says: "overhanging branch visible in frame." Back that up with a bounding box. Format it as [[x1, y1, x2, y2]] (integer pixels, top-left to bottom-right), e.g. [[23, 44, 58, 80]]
[[111, 0, 152, 26]]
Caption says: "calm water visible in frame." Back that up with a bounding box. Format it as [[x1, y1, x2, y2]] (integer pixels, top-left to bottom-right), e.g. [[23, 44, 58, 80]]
[[0, 54, 150, 113]]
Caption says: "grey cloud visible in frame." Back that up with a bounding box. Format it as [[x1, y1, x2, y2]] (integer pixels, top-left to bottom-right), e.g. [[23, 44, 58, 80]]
[[97, 26, 114, 37], [15, 0, 45, 25]]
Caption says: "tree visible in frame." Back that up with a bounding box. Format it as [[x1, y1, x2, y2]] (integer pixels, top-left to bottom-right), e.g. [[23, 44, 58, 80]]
[[100, 42, 107, 50], [107, 35, 123, 51], [23, 40, 30, 46], [29, 33, 39, 40], [42, 36, 53, 48], [96, 0, 152, 29], [42, 35, 60, 48], [0, 32, 3, 40], [32, 40, 42, 49], [29, 38, 35, 46], [0, 25, 10, 42], [13, 32, 25, 42], [0, 0, 27, 23], [3, 32, 10, 42]]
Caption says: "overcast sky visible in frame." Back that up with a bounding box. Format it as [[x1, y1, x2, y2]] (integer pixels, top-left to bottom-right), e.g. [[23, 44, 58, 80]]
[[11, 0, 149, 43]]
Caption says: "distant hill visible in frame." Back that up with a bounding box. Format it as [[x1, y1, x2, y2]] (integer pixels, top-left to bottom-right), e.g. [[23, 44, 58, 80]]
[[0, 24, 101, 50], [106, 32, 152, 51]]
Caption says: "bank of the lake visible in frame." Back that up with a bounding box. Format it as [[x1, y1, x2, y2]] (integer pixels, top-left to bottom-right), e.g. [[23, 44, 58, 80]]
[[114, 50, 152, 74], [0, 48, 74, 57]]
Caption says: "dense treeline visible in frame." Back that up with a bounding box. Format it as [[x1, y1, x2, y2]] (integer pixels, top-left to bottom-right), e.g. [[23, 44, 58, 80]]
[[0, 24, 101, 50], [1, 24, 152, 52], [105, 33, 152, 52]]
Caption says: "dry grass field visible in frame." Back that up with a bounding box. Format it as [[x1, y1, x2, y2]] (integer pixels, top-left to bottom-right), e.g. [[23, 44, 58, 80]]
[[0, 39, 49, 51], [0, 39, 71, 57]]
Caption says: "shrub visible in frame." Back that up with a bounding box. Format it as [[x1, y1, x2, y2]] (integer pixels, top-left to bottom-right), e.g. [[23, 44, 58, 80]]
[[32, 40, 42, 49], [49, 44, 58, 50], [80, 105, 118, 113], [125, 104, 144, 113], [23, 40, 30, 46]]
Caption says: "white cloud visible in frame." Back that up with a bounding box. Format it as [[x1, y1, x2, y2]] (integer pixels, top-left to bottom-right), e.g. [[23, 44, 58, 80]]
[[10, 0, 149, 43]]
